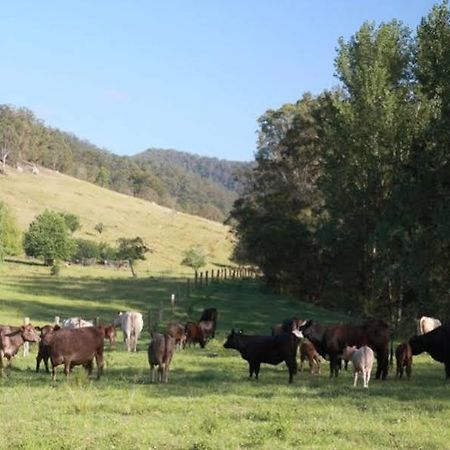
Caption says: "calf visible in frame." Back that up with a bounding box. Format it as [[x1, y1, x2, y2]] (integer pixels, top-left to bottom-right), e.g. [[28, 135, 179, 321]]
[[409, 323, 450, 378], [36, 324, 60, 373], [167, 322, 186, 349], [223, 329, 303, 383], [47, 326, 104, 381], [344, 345, 375, 388], [185, 322, 206, 348], [0, 324, 41, 375], [148, 333, 175, 383], [299, 340, 321, 374], [395, 343, 412, 379], [103, 325, 117, 347]]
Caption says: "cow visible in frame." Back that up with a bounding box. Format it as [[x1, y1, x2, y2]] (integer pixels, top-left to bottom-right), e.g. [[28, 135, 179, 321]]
[[114, 311, 144, 352], [35, 324, 60, 373], [395, 343, 413, 379], [166, 322, 186, 349], [46, 326, 104, 381], [148, 333, 175, 383], [416, 316, 442, 335], [198, 320, 215, 342], [184, 322, 206, 348], [223, 328, 303, 383], [299, 340, 321, 374], [271, 317, 305, 336], [0, 324, 41, 375], [62, 317, 94, 328], [300, 319, 390, 379], [344, 345, 375, 388], [409, 323, 450, 378], [103, 325, 117, 347], [199, 308, 218, 338]]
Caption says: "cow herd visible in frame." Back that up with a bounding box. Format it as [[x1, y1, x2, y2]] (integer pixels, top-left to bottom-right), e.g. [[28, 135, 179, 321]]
[[0, 310, 448, 387]]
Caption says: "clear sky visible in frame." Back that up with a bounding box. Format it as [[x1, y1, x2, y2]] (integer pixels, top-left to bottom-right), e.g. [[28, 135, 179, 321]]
[[0, 1, 439, 161]]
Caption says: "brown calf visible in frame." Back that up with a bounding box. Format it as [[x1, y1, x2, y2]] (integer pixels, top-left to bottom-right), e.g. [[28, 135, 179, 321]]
[[299, 340, 321, 374], [148, 333, 175, 383], [395, 343, 413, 379]]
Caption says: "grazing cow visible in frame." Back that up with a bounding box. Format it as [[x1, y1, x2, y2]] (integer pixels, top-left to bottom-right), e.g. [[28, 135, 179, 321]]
[[416, 316, 442, 335], [166, 322, 186, 349], [299, 340, 321, 374], [62, 317, 94, 328], [300, 319, 390, 379], [223, 329, 303, 383], [114, 311, 144, 352], [36, 325, 60, 373], [344, 345, 375, 388], [148, 333, 175, 383], [198, 320, 215, 342], [184, 322, 206, 348], [395, 343, 413, 379], [199, 308, 218, 337], [409, 323, 450, 378], [47, 326, 104, 381], [0, 324, 41, 375]]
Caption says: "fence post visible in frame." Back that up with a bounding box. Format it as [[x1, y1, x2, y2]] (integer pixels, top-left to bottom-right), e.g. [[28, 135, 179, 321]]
[[23, 317, 30, 357], [224, 269, 227, 280], [195, 271, 198, 287], [171, 293, 176, 314], [199, 272, 203, 288], [211, 269, 214, 282], [205, 271, 209, 286]]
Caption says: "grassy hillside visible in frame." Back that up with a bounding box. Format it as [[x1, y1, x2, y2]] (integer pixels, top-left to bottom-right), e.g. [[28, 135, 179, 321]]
[[0, 264, 448, 449], [0, 166, 234, 275]]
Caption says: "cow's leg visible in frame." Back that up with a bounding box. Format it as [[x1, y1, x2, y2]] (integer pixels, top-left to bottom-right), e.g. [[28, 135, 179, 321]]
[[353, 370, 358, 387], [299, 357, 304, 372], [150, 365, 155, 383], [344, 360, 348, 371], [376, 350, 389, 380], [406, 363, 412, 379], [36, 353, 41, 373], [51, 364, 57, 381], [96, 352, 104, 379], [366, 369, 371, 387], [84, 360, 94, 376], [254, 362, 261, 380], [444, 359, 450, 379], [64, 360, 71, 378], [308, 358, 314, 374], [0, 355, 3, 377], [249, 363, 254, 379], [287, 360, 297, 383], [44, 355, 50, 373]]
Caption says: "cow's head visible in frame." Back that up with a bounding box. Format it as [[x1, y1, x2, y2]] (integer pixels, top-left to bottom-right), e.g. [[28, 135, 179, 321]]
[[21, 324, 41, 343], [223, 329, 242, 349]]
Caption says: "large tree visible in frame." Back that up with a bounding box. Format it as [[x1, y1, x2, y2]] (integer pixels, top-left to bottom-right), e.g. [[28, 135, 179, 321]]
[[23, 210, 75, 266]]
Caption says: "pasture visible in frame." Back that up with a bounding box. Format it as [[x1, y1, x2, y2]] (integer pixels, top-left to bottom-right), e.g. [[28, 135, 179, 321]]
[[1, 262, 449, 449]]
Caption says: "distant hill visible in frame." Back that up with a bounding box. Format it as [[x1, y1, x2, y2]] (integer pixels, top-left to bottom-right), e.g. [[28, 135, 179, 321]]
[[0, 105, 252, 222], [0, 165, 234, 275]]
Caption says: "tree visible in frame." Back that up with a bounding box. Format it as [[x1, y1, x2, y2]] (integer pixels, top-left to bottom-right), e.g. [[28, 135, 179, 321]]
[[23, 210, 75, 266], [181, 246, 207, 276], [116, 237, 151, 277], [59, 212, 81, 234], [94, 222, 105, 234], [0, 202, 22, 261]]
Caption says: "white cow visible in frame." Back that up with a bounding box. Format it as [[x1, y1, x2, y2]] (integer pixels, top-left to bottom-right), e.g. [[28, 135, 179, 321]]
[[344, 345, 375, 388], [62, 317, 94, 328], [416, 316, 442, 335], [114, 311, 144, 352]]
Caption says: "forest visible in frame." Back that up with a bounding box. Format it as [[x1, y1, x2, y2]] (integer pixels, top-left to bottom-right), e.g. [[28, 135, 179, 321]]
[[229, 3, 450, 332]]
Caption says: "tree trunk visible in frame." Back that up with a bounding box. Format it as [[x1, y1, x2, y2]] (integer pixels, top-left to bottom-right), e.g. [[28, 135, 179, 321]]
[[129, 260, 137, 278]]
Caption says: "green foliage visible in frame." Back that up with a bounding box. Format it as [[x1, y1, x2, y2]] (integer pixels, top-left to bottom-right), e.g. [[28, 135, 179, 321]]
[[181, 246, 207, 273], [50, 263, 60, 276], [23, 210, 76, 265], [0, 201, 22, 261], [116, 237, 151, 277], [59, 212, 81, 233], [72, 238, 101, 264]]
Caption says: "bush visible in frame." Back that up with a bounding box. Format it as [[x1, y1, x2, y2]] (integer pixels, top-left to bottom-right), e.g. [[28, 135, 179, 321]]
[[72, 239, 100, 264], [0, 202, 22, 261], [50, 263, 61, 276]]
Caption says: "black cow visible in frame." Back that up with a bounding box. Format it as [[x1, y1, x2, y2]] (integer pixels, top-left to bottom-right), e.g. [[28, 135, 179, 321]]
[[271, 317, 305, 336], [199, 308, 218, 338], [409, 323, 450, 378], [300, 319, 390, 379], [223, 329, 303, 383]]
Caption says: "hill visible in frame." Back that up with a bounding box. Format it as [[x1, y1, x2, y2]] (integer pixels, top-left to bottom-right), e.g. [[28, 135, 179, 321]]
[[0, 105, 250, 221], [0, 165, 234, 275]]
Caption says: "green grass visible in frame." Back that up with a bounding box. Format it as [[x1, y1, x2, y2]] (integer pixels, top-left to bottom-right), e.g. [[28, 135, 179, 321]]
[[0, 166, 234, 274], [1, 262, 449, 449]]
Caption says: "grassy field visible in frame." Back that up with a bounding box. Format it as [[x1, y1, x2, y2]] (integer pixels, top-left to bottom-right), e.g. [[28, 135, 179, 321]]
[[1, 262, 449, 449], [0, 166, 234, 275]]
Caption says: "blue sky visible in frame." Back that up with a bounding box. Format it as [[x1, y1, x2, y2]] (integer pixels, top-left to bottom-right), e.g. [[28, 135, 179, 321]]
[[0, 1, 439, 161]]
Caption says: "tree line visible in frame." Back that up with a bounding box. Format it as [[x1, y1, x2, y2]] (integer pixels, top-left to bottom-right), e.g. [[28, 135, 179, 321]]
[[0, 108, 247, 221], [229, 2, 450, 329]]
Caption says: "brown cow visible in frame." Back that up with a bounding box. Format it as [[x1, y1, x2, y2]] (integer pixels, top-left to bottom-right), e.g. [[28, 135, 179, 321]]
[[0, 324, 41, 375], [299, 340, 321, 374], [199, 308, 218, 337], [185, 322, 206, 348], [103, 325, 117, 347], [198, 320, 215, 342], [46, 326, 104, 381], [167, 322, 186, 349], [148, 333, 175, 383], [396, 343, 413, 379]]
